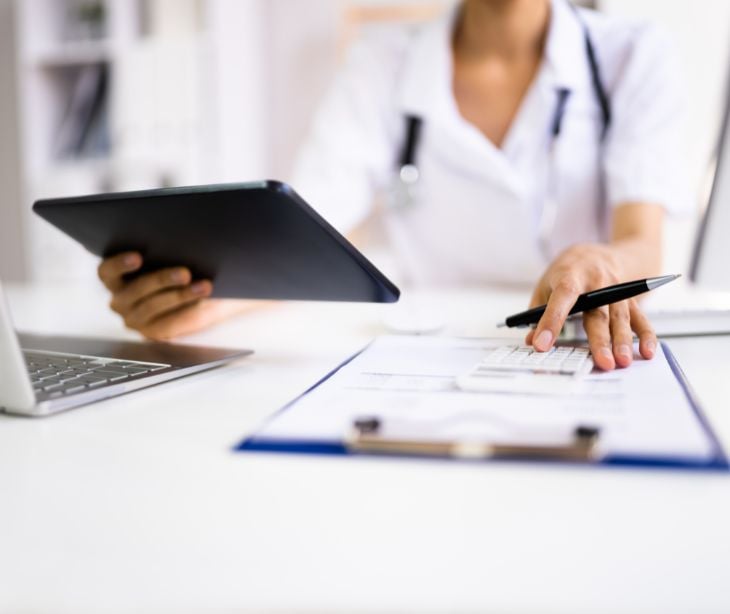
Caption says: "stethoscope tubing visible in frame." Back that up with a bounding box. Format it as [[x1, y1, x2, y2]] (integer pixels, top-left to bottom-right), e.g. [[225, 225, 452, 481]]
[[390, 2, 613, 260]]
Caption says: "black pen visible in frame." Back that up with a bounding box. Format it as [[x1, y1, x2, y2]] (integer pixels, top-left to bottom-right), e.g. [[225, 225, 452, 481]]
[[499, 274, 681, 328]]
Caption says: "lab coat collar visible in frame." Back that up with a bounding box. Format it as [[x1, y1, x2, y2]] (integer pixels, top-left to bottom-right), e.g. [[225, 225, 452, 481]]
[[396, 0, 590, 117], [501, 0, 590, 158], [544, 0, 591, 92]]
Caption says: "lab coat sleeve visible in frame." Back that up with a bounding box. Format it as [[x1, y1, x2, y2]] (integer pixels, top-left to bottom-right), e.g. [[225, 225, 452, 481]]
[[603, 25, 691, 217], [291, 31, 404, 235]]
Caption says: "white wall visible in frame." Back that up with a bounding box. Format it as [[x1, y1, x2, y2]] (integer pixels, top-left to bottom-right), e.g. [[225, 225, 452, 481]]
[[601, 0, 730, 190], [267, 0, 341, 180], [600, 0, 730, 274], [204, 0, 270, 182]]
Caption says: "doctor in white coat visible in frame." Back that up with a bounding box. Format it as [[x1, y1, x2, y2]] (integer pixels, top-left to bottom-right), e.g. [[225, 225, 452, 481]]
[[98, 0, 688, 372]]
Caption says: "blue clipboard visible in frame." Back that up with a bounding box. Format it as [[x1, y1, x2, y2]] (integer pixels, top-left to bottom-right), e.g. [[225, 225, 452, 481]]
[[235, 342, 728, 471]]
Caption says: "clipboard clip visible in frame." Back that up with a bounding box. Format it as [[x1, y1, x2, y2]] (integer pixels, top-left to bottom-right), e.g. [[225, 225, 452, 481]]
[[347, 417, 601, 462]]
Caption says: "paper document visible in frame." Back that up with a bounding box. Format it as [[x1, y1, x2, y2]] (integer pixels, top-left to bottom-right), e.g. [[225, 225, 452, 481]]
[[243, 336, 723, 466]]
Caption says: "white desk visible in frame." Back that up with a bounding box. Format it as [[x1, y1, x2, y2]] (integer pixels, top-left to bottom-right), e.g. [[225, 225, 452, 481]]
[[2, 282, 730, 614]]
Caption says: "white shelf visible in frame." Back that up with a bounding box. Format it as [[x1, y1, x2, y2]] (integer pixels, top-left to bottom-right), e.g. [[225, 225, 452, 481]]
[[28, 40, 113, 67], [13, 0, 270, 282]]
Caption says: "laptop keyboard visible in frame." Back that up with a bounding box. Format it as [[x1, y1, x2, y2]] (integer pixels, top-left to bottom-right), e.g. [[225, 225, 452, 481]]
[[24, 350, 171, 402]]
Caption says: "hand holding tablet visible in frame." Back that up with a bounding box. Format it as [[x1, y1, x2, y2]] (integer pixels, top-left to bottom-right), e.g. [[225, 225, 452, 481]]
[[34, 181, 399, 338]]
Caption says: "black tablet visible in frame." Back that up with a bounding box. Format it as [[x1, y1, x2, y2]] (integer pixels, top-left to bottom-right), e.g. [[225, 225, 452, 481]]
[[33, 180, 400, 303]]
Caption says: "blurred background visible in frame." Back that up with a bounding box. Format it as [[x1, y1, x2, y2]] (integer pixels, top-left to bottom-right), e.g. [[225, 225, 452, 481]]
[[1, 0, 729, 285]]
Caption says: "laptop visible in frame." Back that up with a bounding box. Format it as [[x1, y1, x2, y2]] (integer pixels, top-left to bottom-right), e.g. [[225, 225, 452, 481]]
[[0, 281, 252, 417]]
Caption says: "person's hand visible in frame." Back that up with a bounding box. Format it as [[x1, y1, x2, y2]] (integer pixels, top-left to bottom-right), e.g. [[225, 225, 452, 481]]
[[525, 244, 657, 371], [98, 251, 242, 341]]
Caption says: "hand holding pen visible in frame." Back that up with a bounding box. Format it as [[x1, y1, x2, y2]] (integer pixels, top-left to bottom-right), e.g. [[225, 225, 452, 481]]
[[514, 246, 677, 371]]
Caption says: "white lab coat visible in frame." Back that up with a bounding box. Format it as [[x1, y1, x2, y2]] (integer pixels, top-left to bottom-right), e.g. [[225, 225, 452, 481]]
[[292, 0, 689, 287]]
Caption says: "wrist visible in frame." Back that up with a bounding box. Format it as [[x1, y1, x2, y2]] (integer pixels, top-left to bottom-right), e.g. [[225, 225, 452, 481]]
[[607, 237, 662, 279]]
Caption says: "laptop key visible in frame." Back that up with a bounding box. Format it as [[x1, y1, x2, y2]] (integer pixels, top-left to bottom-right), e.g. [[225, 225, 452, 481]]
[[125, 367, 152, 376], [92, 369, 130, 382], [89, 366, 128, 375], [84, 380, 108, 388], [35, 368, 59, 377], [108, 374, 130, 383], [56, 371, 80, 381], [62, 384, 87, 394], [68, 367, 94, 375], [64, 359, 88, 367], [40, 376, 63, 386], [60, 373, 82, 381], [76, 374, 109, 385]]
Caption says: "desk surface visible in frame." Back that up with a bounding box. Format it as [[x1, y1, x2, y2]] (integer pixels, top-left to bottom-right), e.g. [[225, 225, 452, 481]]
[[2, 282, 730, 614]]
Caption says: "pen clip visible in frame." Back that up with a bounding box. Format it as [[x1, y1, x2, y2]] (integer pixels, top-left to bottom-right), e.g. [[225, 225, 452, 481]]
[[347, 418, 601, 462]]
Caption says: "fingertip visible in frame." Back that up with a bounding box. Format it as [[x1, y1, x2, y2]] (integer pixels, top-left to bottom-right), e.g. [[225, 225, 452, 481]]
[[594, 346, 615, 371], [122, 252, 142, 270], [614, 344, 633, 368], [190, 280, 213, 297], [639, 338, 657, 360], [533, 329, 554, 352], [169, 267, 192, 285], [525, 329, 535, 345]]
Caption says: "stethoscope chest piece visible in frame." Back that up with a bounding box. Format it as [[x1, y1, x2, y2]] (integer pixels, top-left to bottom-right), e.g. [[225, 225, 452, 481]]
[[388, 163, 420, 210], [388, 115, 424, 210]]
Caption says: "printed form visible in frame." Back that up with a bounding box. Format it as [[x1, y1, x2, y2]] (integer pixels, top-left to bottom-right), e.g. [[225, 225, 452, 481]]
[[247, 336, 718, 463]]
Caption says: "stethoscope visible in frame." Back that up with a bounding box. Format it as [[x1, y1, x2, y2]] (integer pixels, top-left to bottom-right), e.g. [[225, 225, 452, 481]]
[[388, 4, 613, 260]]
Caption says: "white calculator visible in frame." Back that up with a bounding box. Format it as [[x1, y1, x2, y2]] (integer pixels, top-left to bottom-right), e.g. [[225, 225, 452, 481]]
[[456, 345, 594, 395]]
